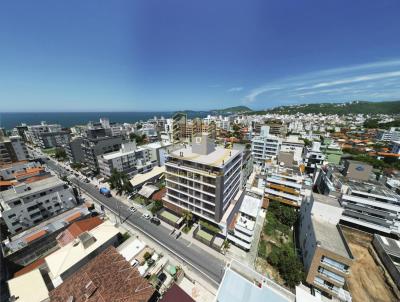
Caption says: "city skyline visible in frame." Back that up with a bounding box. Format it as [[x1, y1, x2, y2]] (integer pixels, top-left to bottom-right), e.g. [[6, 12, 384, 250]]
[[1, 0, 400, 112]]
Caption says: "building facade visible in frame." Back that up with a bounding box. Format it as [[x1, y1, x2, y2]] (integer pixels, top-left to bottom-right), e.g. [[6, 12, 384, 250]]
[[0, 135, 29, 165], [163, 134, 242, 225], [0, 176, 77, 234], [299, 193, 353, 301], [251, 126, 282, 165], [97, 142, 156, 178]]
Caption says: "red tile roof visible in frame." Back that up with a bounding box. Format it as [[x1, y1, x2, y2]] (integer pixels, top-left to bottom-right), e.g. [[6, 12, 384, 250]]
[[152, 188, 166, 201], [57, 216, 103, 247], [160, 283, 195, 302], [49, 246, 155, 302], [65, 212, 82, 223], [25, 230, 47, 243], [14, 258, 46, 277], [13, 167, 44, 178]]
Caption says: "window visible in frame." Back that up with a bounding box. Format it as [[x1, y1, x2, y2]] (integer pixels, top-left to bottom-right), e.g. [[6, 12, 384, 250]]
[[13, 200, 22, 206], [30, 212, 41, 219], [11, 221, 20, 226], [40, 192, 46, 196], [8, 213, 16, 219]]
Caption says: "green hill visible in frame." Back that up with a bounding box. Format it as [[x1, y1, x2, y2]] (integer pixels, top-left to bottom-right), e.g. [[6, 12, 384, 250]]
[[247, 100, 400, 115], [211, 106, 252, 114]]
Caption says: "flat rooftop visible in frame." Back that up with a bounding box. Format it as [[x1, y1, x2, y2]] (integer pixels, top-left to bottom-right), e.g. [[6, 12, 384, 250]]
[[374, 234, 400, 265], [101, 146, 148, 160], [169, 145, 240, 168], [7, 269, 49, 302], [217, 268, 292, 302], [240, 194, 261, 218], [45, 220, 120, 279], [312, 217, 352, 259], [347, 180, 399, 201], [0, 176, 65, 203], [313, 193, 341, 208]]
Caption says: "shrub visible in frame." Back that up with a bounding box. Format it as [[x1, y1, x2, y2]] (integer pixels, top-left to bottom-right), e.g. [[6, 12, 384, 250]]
[[199, 220, 220, 234], [150, 200, 163, 215], [143, 251, 152, 261], [267, 243, 304, 288]]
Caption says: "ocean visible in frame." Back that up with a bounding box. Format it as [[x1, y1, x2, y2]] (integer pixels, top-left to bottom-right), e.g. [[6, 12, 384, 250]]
[[0, 111, 209, 130]]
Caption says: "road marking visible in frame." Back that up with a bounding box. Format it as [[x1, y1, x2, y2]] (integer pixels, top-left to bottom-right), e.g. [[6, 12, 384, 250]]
[[187, 242, 192, 247]]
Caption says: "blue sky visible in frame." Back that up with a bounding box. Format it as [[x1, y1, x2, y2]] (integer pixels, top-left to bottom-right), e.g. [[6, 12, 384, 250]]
[[1, 0, 400, 112]]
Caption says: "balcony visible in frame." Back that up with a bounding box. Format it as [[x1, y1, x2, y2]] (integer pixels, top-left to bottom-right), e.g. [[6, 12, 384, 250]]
[[267, 183, 300, 196], [265, 194, 299, 208], [320, 257, 349, 274], [317, 267, 345, 285]]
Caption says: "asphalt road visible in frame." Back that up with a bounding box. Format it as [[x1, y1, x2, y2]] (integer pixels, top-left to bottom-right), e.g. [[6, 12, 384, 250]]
[[45, 159, 225, 286]]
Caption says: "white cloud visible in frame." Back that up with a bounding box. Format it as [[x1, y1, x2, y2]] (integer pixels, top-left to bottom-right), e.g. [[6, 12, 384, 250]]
[[244, 59, 400, 104]]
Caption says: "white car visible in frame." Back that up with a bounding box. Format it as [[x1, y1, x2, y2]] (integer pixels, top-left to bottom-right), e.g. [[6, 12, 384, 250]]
[[142, 213, 151, 220]]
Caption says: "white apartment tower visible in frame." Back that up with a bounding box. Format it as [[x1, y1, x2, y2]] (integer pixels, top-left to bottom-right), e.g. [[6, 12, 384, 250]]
[[163, 134, 242, 224]]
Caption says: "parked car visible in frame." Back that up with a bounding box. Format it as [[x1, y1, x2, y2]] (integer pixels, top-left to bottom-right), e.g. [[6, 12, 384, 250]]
[[129, 207, 137, 213], [150, 217, 160, 225], [142, 213, 151, 220], [99, 187, 112, 197]]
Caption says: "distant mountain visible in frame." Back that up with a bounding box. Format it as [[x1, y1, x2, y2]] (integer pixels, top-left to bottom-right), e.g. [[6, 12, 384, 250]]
[[211, 106, 252, 114], [247, 100, 400, 115]]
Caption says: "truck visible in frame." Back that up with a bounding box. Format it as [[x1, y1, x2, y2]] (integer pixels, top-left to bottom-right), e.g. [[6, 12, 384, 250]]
[[99, 187, 111, 197]]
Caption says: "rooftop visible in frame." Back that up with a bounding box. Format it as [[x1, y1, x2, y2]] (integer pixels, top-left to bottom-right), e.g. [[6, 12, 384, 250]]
[[239, 194, 261, 218], [169, 145, 240, 168], [130, 165, 165, 187], [4, 205, 90, 254], [160, 283, 195, 302], [217, 267, 292, 302], [49, 246, 155, 302], [347, 179, 399, 201], [57, 216, 103, 247], [312, 218, 353, 259], [0, 175, 66, 203], [374, 234, 400, 261], [7, 269, 49, 302], [313, 192, 341, 208], [101, 145, 148, 160], [45, 220, 120, 279]]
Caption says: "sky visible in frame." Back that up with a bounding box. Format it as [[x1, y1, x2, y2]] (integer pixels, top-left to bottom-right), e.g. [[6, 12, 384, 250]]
[[1, 0, 400, 112]]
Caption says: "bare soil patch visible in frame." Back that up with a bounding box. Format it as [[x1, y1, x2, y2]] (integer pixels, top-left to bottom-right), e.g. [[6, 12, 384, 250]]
[[342, 226, 399, 302]]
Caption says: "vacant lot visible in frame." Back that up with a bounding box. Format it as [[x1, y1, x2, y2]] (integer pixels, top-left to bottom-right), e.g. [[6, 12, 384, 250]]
[[342, 226, 399, 302]]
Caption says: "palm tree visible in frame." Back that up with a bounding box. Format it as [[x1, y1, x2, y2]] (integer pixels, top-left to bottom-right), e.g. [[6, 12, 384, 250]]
[[108, 169, 133, 196], [182, 210, 193, 226]]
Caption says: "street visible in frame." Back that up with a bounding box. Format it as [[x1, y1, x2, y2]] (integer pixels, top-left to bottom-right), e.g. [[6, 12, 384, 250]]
[[44, 158, 225, 286]]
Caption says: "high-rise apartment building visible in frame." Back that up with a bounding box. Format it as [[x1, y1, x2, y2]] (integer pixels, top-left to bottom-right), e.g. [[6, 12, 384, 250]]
[[251, 126, 282, 165], [299, 193, 353, 301], [163, 134, 242, 225]]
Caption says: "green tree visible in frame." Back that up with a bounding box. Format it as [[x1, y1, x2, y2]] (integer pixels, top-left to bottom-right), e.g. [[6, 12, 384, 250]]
[[267, 243, 304, 288], [54, 148, 67, 160], [150, 200, 163, 215], [129, 133, 147, 145], [108, 169, 133, 195], [302, 138, 312, 147], [268, 201, 298, 228]]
